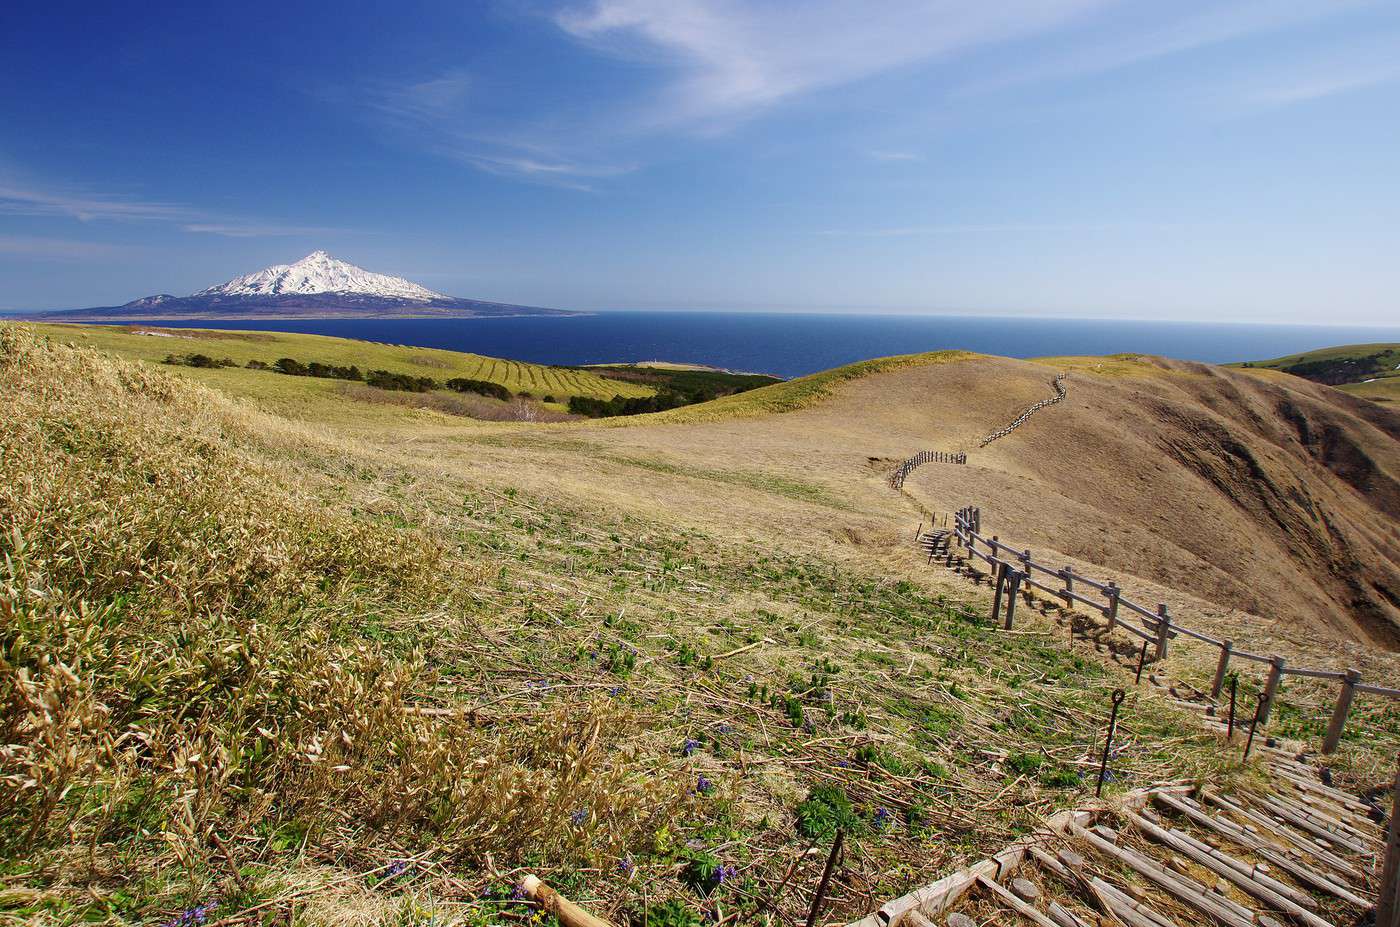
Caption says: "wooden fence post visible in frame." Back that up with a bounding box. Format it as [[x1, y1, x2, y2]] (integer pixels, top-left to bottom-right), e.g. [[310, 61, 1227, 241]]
[[1003, 571, 1023, 630], [1063, 566, 1075, 597], [1322, 669, 1362, 755], [1153, 604, 1171, 662], [1377, 753, 1400, 927], [1259, 656, 1285, 726], [1104, 582, 1120, 632], [1210, 640, 1233, 699], [990, 562, 1007, 624]]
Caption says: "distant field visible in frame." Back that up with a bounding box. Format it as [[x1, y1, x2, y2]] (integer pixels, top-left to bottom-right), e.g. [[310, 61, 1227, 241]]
[[24, 322, 654, 403], [1341, 377, 1400, 403], [563, 363, 781, 400], [1231, 342, 1400, 398]]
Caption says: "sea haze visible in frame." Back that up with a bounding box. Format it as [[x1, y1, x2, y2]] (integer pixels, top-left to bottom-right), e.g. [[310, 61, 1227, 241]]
[[67, 311, 1400, 380]]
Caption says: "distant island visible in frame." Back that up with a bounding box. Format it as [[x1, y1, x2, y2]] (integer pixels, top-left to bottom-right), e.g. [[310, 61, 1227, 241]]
[[23, 250, 576, 321]]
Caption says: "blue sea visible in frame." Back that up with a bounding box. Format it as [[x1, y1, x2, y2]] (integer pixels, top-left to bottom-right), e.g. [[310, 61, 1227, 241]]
[[62, 311, 1400, 380]]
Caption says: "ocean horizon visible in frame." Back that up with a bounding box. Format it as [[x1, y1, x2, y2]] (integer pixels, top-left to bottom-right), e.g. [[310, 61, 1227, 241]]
[[31, 310, 1400, 380]]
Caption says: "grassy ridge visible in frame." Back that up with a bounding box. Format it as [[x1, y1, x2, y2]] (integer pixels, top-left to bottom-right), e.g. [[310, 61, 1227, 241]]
[[22, 322, 655, 402], [1, 327, 1247, 925], [1232, 342, 1400, 403], [643, 349, 976, 422]]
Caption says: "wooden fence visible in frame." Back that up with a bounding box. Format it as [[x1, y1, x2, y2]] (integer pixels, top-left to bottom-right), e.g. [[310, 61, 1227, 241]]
[[978, 373, 1068, 448], [889, 450, 967, 489], [941, 505, 1400, 755]]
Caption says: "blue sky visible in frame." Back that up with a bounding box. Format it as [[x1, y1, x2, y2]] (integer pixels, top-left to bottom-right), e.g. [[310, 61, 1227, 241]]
[[2, 0, 1397, 322]]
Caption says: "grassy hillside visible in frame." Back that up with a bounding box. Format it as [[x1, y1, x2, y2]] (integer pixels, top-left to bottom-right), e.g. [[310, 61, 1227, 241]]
[[23, 322, 655, 406], [646, 349, 975, 422], [4, 325, 1398, 926], [1232, 342, 1400, 403], [0, 327, 1259, 927]]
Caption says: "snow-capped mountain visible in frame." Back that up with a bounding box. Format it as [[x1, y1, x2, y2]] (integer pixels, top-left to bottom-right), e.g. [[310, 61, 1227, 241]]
[[196, 251, 447, 301], [31, 251, 572, 321]]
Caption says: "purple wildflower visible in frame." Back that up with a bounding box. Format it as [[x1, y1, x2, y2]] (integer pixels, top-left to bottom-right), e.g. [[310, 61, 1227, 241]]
[[835, 759, 850, 768], [165, 903, 217, 927], [384, 860, 408, 879], [716, 723, 732, 734], [609, 685, 624, 697], [873, 807, 893, 829], [715, 864, 739, 885], [618, 855, 636, 876], [571, 807, 588, 826], [682, 737, 701, 756], [695, 775, 714, 795], [510, 884, 530, 902]]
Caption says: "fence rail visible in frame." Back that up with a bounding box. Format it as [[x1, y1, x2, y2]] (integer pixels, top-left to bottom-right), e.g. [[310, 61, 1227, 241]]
[[889, 449, 967, 489], [942, 505, 1398, 756], [978, 373, 1068, 448]]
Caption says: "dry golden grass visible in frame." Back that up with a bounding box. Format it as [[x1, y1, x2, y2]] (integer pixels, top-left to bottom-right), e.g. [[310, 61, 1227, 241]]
[[0, 328, 691, 923], [3, 324, 1395, 927]]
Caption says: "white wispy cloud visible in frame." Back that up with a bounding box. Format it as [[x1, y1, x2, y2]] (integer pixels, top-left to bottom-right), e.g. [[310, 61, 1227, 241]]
[[957, 0, 1380, 96], [368, 69, 473, 124], [1241, 60, 1400, 107], [554, 0, 1114, 128], [181, 222, 348, 238], [820, 222, 1180, 236], [0, 235, 139, 259], [0, 182, 195, 222], [359, 1, 1387, 187], [363, 77, 639, 188], [0, 173, 346, 238]]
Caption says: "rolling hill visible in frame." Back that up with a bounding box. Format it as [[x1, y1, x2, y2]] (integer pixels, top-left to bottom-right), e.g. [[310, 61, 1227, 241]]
[[1233, 342, 1400, 404], [3, 322, 1397, 926]]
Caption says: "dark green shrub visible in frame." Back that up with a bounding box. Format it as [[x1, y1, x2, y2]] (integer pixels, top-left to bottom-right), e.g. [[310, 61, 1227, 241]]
[[795, 784, 860, 839], [446, 378, 511, 401]]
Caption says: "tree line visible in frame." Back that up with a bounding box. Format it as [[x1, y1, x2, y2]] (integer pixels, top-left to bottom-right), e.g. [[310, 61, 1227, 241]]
[[164, 353, 521, 399]]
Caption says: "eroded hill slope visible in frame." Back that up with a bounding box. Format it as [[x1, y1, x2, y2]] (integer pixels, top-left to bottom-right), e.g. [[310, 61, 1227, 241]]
[[894, 355, 1400, 647]]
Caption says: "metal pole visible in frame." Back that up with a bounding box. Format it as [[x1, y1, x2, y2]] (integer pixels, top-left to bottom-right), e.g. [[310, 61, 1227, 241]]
[[804, 829, 844, 927], [1097, 689, 1126, 797], [1243, 699, 1263, 761], [1134, 641, 1149, 685], [1227, 675, 1238, 740]]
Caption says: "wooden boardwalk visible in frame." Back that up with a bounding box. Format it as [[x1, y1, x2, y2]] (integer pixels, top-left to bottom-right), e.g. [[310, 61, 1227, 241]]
[[847, 739, 1394, 927]]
